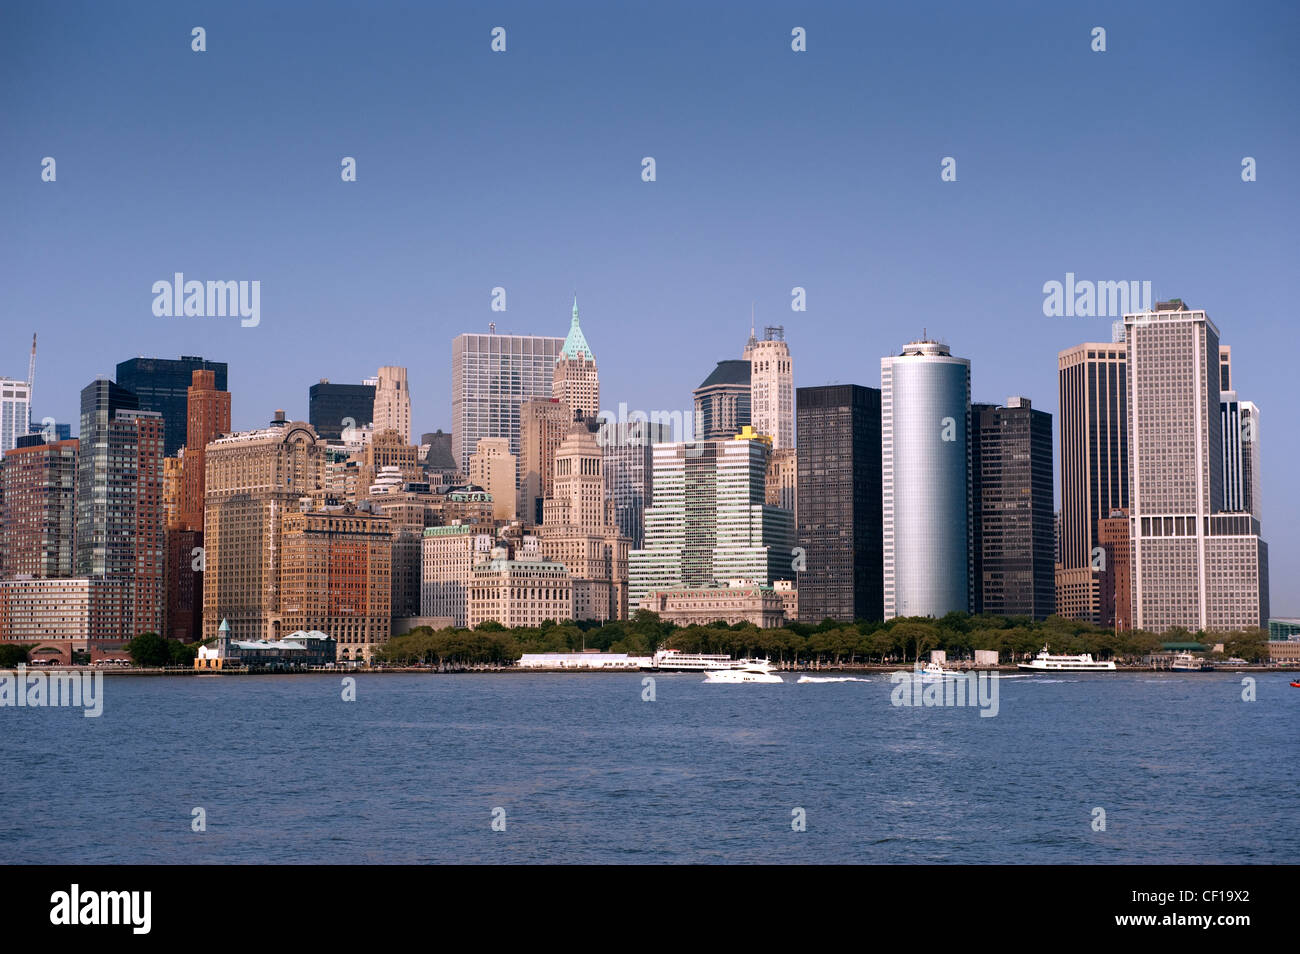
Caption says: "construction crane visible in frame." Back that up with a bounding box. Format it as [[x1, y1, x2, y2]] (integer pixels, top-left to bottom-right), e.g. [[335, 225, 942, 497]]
[[27, 333, 36, 389]]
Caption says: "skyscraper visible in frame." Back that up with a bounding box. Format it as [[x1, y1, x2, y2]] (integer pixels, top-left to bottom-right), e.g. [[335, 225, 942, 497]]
[[309, 380, 375, 442], [1098, 508, 1132, 630], [518, 398, 573, 524], [600, 418, 672, 551], [180, 369, 231, 531], [881, 338, 970, 620], [75, 379, 165, 639], [202, 420, 326, 642], [115, 356, 227, 457], [1221, 386, 1262, 519], [553, 298, 599, 419], [1, 436, 78, 579], [1055, 341, 1129, 624], [795, 384, 882, 623], [970, 397, 1055, 619], [452, 329, 564, 476], [0, 376, 32, 455], [280, 503, 392, 662], [630, 429, 793, 609], [539, 421, 630, 620], [743, 324, 794, 449], [1125, 301, 1269, 632], [693, 360, 751, 441], [468, 437, 517, 521], [372, 366, 412, 443]]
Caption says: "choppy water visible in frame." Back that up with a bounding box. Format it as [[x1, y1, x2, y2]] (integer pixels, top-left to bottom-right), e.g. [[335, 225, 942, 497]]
[[2, 671, 1296, 863]]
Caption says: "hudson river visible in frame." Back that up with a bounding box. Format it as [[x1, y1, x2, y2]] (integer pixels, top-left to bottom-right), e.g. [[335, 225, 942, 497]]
[[4, 671, 1297, 863]]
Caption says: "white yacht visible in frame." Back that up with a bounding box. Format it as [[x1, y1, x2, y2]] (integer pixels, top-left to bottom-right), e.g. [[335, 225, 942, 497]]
[[703, 658, 783, 684], [1018, 645, 1116, 672], [641, 649, 736, 672]]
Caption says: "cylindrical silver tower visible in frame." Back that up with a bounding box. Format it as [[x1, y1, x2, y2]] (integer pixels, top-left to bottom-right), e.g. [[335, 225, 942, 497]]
[[881, 339, 971, 619]]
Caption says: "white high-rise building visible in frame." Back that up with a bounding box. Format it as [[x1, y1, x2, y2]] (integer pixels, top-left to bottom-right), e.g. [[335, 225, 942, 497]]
[[452, 330, 564, 476], [372, 366, 411, 443], [629, 429, 793, 609], [1, 376, 32, 454], [1126, 301, 1268, 632], [601, 419, 673, 550], [881, 338, 971, 620], [743, 323, 794, 449]]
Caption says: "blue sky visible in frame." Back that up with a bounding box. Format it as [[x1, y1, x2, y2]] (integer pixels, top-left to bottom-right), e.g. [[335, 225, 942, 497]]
[[3, 1, 1296, 610]]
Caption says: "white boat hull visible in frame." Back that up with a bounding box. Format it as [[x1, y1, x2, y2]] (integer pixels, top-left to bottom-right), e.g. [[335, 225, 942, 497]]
[[703, 672, 783, 684]]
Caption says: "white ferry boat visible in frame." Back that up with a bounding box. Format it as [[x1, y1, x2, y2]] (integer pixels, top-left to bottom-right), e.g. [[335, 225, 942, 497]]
[[703, 658, 783, 684], [1169, 652, 1212, 672], [641, 649, 736, 673], [1018, 645, 1116, 672]]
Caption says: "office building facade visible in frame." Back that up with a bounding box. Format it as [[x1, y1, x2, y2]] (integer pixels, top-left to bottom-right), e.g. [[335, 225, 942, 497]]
[[795, 384, 882, 623], [372, 366, 412, 443], [970, 397, 1055, 619], [600, 418, 673, 551], [115, 356, 227, 457], [202, 421, 326, 642], [1, 438, 78, 579], [1, 376, 32, 454], [452, 330, 564, 476], [630, 430, 793, 609], [1125, 302, 1269, 632], [1055, 341, 1129, 624], [309, 380, 376, 442]]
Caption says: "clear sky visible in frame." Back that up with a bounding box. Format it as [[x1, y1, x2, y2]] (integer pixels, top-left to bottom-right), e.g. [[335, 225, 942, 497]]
[[3, 1, 1296, 611]]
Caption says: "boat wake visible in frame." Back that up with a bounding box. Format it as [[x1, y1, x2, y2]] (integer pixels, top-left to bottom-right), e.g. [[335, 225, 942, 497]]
[[797, 675, 871, 684]]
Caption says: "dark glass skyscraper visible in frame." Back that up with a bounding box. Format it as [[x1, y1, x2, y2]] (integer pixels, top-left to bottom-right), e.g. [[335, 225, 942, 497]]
[[970, 397, 1055, 619], [1056, 341, 1128, 625], [310, 380, 376, 442], [116, 356, 228, 457], [795, 384, 882, 622]]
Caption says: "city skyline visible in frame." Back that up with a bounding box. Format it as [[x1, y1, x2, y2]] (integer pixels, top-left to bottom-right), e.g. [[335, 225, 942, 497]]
[[3, 1, 1296, 610]]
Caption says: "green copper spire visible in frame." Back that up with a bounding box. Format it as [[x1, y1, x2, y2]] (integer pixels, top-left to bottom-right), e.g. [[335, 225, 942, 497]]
[[558, 294, 595, 363]]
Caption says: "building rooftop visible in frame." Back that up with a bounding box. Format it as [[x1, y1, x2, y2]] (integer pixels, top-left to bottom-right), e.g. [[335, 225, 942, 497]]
[[698, 359, 751, 388], [558, 297, 595, 363]]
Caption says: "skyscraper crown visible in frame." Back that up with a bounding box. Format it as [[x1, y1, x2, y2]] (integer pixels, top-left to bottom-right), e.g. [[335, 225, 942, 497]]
[[558, 296, 595, 363]]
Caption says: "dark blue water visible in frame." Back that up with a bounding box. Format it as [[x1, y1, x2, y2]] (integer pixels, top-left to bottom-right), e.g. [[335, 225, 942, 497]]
[[2, 671, 1296, 863]]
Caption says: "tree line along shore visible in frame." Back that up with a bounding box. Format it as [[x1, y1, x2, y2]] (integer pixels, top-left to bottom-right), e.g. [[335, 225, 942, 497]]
[[0, 611, 1274, 671]]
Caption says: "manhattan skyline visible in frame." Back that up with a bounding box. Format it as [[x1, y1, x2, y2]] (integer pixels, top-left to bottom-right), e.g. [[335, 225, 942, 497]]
[[3, 0, 1296, 609]]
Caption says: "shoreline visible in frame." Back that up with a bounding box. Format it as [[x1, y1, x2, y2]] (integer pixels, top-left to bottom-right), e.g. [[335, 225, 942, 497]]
[[4, 663, 1294, 677]]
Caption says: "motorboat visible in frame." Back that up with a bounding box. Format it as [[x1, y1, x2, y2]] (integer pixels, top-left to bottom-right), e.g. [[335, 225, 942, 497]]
[[703, 658, 782, 684]]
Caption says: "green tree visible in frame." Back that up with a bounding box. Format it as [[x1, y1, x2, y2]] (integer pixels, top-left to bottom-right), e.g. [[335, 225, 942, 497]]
[[168, 640, 199, 666], [0, 644, 33, 668], [126, 632, 170, 667]]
